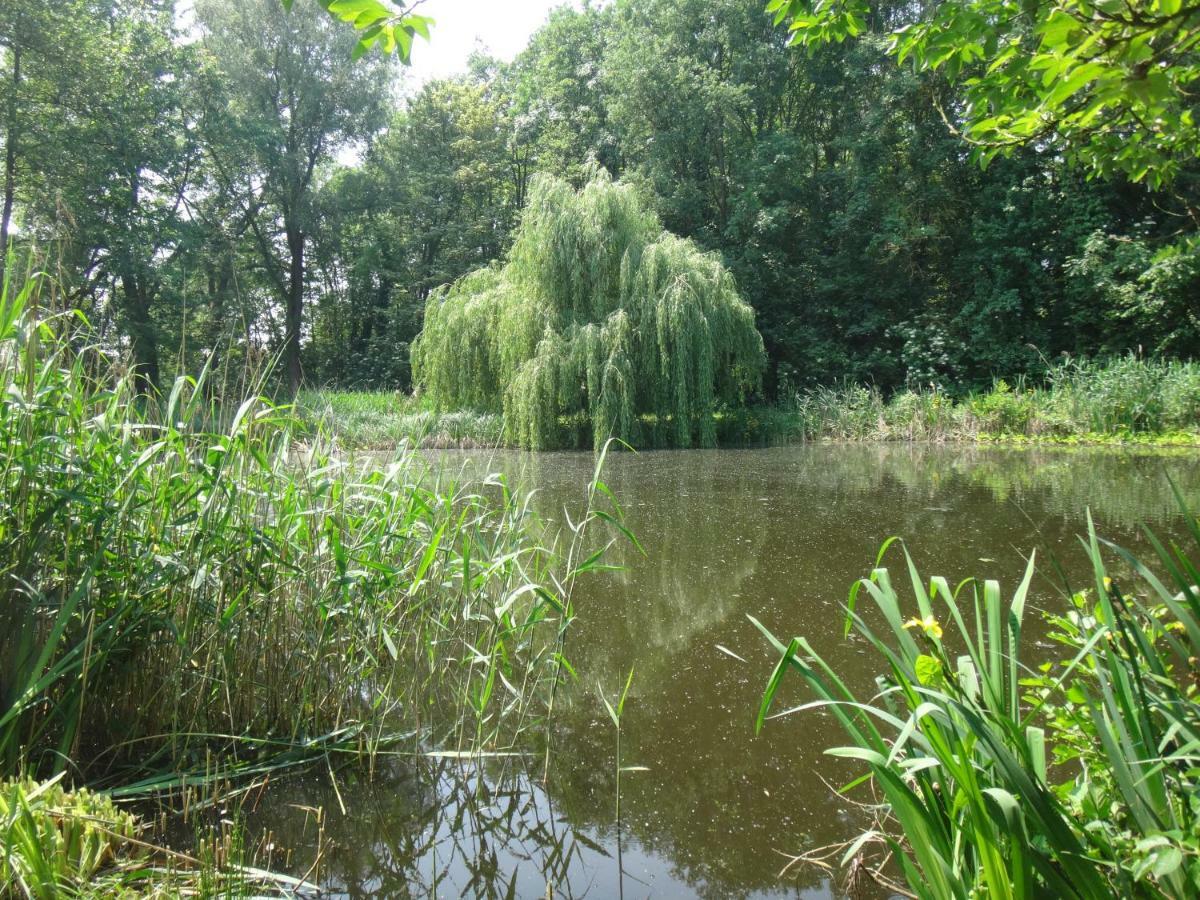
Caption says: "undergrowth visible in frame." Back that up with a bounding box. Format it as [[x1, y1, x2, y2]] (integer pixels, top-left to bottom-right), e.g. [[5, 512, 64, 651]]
[[306, 357, 1200, 451]]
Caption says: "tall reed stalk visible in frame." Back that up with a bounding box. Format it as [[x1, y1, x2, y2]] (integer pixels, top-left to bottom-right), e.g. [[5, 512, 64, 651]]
[[0, 263, 606, 790]]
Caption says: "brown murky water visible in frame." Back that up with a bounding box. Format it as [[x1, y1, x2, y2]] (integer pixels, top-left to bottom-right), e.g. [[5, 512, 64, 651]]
[[242, 444, 1200, 898]]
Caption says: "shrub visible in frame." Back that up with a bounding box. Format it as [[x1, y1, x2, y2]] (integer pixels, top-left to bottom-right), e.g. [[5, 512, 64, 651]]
[[969, 379, 1037, 434]]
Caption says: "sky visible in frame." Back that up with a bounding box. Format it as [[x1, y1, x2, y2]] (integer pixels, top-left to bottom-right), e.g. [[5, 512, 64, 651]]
[[401, 0, 586, 87], [177, 2, 588, 85], [171, 1, 588, 162]]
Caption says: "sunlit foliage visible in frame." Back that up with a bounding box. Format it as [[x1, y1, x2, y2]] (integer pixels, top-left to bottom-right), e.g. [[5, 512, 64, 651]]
[[767, 0, 1200, 187], [413, 171, 766, 449]]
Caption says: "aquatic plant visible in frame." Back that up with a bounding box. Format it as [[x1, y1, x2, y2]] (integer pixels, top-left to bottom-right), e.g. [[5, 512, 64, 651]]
[[1046, 355, 1200, 435], [0, 773, 313, 897], [598, 666, 642, 900], [298, 389, 504, 449], [754, 495, 1200, 897], [0, 263, 599, 790], [756, 358, 1200, 446], [412, 170, 766, 450], [0, 775, 138, 896]]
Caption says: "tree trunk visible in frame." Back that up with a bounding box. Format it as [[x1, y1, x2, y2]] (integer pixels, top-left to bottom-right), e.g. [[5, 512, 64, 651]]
[[284, 224, 304, 396], [201, 253, 233, 398], [0, 44, 21, 289], [122, 272, 161, 395]]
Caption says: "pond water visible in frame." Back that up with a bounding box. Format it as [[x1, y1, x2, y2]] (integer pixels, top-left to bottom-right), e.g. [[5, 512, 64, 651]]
[[242, 444, 1200, 899]]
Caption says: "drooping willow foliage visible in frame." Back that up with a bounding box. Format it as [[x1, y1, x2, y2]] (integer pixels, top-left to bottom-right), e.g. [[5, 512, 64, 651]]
[[412, 172, 766, 449]]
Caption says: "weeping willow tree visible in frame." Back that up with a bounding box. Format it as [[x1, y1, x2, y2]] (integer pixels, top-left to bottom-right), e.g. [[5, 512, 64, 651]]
[[412, 171, 766, 449]]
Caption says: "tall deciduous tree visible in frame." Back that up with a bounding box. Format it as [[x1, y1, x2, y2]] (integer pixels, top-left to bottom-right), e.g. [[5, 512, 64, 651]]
[[507, 3, 619, 185], [86, 1, 195, 392], [599, 0, 1187, 390], [5, 1, 194, 392], [307, 75, 522, 388], [413, 172, 766, 449], [767, 0, 1200, 189], [197, 0, 390, 395], [0, 0, 80, 287]]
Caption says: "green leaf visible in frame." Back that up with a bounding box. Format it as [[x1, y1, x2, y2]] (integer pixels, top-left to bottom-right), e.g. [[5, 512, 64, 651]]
[[381, 627, 398, 661], [1036, 11, 1079, 49], [755, 636, 801, 734], [825, 745, 887, 765], [915, 653, 944, 686], [1151, 846, 1182, 878]]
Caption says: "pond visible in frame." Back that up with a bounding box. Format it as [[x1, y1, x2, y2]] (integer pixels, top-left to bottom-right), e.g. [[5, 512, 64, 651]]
[[237, 443, 1200, 898]]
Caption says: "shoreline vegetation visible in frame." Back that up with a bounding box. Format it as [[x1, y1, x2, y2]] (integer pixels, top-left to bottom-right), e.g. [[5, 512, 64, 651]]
[[755, 506, 1200, 898], [302, 355, 1200, 451], [0, 272, 631, 895], [3, 260, 1198, 896], [5, 0, 1200, 894]]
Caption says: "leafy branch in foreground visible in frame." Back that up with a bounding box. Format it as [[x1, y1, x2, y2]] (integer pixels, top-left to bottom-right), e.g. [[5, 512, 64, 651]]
[[753, 501, 1200, 897], [767, 0, 1200, 187], [285, 0, 434, 60]]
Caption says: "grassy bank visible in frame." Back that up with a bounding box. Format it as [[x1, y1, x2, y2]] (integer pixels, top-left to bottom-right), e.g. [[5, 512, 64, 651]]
[[0, 270, 623, 894], [298, 390, 503, 449], [750, 356, 1200, 446], [308, 356, 1200, 450]]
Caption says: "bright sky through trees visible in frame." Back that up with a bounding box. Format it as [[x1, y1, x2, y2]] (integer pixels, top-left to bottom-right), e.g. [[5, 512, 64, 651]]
[[404, 0, 589, 86], [174, 2, 589, 87]]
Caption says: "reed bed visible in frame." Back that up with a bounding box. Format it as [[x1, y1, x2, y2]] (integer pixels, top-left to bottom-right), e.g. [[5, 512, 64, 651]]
[[0, 264, 619, 813], [298, 389, 504, 449]]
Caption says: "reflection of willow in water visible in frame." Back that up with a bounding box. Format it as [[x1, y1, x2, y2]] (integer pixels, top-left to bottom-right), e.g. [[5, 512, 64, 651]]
[[433, 449, 771, 690], [568, 454, 770, 689]]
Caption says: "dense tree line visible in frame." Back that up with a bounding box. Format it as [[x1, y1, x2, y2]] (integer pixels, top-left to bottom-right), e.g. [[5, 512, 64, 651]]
[[2, 0, 1197, 398]]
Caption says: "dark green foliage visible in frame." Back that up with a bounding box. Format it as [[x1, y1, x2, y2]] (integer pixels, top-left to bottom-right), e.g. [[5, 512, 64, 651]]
[[602, 0, 1195, 395], [3, 0, 1197, 415], [413, 172, 766, 449], [768, 0, 1200, 188], [305, 76, 522, 390]]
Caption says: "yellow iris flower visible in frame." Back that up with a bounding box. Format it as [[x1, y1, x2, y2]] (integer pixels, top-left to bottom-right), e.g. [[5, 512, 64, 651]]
[[904, 615, 943, 640]]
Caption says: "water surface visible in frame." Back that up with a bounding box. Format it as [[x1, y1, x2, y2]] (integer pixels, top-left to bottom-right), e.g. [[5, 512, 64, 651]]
[[247, 444, 1200, 898]]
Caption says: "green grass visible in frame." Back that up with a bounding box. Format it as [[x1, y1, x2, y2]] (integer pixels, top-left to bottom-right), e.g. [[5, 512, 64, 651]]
[[1, 775, 139, 897], [298, 389, 504, 450], [308, 357, 1200, 451], [754, 493, 1200, 897], [0, 774, 312, 897], [751, 360, 1200, 446]]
